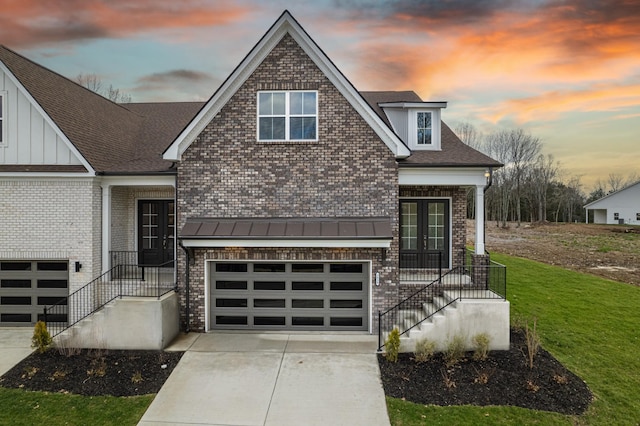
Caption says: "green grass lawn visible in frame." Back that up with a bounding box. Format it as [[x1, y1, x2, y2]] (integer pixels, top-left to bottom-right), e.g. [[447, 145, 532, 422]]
[[0, 387, 153, 425], [388, 253, 640, 426]]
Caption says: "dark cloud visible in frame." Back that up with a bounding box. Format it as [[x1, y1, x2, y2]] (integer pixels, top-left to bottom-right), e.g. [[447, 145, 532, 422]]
[[138, 70, 213, 84], [0, 0, 251, 48]]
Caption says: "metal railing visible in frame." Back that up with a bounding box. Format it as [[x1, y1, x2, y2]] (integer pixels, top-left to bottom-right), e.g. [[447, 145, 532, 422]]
[[399, 252, 443, 282], [43, 259, 176, 338], [378, 257, 506, 351]]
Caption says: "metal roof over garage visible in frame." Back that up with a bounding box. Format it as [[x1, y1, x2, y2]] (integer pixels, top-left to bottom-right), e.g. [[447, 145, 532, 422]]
[[179, 217, 393, 248]]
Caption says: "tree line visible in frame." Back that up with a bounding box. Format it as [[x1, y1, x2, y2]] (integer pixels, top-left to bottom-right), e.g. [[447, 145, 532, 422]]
[[454, 122, 637, 226]]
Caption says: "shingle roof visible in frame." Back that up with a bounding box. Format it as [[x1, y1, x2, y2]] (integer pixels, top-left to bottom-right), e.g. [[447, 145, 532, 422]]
[[360, 91, 502, 168], [1, 45, 499, 173], [0, 45, 202, 174]]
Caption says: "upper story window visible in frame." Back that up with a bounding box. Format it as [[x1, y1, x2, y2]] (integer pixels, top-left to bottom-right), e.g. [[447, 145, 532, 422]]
[[258, 91, 317, 141], [417, 112, 432, 145], [614, 212, 619, 220], [0, 92, 5, 146], [378, 101, 446, 151]]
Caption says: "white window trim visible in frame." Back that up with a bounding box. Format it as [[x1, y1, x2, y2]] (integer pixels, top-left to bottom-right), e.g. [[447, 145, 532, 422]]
[[0, 91, 6, 147], [408, 108, 441, 151], [257, 90, 318, 142]]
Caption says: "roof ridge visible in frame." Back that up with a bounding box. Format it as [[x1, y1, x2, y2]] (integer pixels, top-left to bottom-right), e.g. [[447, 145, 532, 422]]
[[0, 45, 133, 113]]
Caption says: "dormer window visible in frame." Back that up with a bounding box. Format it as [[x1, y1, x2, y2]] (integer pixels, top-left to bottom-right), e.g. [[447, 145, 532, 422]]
[[0, 92, 6, 146], [378, 101, 446, 151], [417, 112, 432, 145], [258, 91, 317, 141]]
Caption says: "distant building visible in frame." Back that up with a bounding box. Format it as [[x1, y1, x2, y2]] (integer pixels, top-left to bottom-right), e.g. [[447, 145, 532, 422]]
[[584, 181, 640, 224]]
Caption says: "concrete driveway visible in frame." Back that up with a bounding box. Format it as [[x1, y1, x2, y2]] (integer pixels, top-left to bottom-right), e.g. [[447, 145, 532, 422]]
[[0, 328, 33, 376], [139, 333, 390, 426]]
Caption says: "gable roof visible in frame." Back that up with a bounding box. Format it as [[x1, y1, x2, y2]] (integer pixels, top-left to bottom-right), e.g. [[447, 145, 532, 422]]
[[360, 91, 502, 168], [0, 46, 199, 174], [163, 10, 411, 161], [584, 180, 640, 209]]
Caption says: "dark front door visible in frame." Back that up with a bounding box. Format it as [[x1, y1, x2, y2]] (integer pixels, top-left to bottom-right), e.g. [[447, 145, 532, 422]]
[[400, 200, 450, 268], [138, 200, 175, 266]]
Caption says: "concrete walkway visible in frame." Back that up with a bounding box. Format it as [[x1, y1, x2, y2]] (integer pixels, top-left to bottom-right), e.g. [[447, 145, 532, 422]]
[[139, 333, 390, 426], [0, 328, 33, 376]]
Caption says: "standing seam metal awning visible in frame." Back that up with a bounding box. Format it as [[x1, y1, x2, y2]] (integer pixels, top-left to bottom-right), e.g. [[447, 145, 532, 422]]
[[179, 217, 393, 248]]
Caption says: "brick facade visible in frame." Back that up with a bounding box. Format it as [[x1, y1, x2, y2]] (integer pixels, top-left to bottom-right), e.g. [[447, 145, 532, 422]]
[[176, 34, 400, 331], [397, 185, 468, 300], [0, 178, 101, 292]]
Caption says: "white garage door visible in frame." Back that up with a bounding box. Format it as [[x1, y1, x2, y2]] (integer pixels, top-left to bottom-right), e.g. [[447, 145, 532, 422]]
[[209, 261, 369, 331], [0, 260, 69, 327]]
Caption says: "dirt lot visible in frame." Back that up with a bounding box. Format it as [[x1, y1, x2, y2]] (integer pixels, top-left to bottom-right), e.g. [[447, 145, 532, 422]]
[[467, 220, 640, 286]]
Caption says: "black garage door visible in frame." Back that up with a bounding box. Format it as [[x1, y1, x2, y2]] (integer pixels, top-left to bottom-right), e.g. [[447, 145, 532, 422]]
[[209, 261, 369, 331], [0, 261, 68, 327]]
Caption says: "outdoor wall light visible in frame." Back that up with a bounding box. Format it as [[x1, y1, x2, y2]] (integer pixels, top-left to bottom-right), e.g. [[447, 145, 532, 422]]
[[75, 261, 82, 272]]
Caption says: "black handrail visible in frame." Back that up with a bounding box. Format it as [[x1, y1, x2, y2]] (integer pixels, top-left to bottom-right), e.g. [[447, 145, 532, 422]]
[[43, 259, 176, 338], [378, 258, 506, 351]]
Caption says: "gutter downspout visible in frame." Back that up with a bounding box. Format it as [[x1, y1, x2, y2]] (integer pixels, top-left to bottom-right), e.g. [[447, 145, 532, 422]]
[[179, 241, 190, 333]]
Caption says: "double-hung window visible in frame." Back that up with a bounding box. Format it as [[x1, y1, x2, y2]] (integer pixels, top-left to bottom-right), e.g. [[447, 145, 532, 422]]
[[416, 111, 432, 145], [258, 91, 317, 141], [0, 92, 5, 146]]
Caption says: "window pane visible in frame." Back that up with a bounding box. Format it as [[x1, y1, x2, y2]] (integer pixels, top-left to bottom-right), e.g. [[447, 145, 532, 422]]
[[259, 93, 272, 115], [254, 299, 285, 308], [290, 92, 303, 114], [424, 112, 431, 127], [272, 93, 285, 115], [254, 281, 286, 290], [259, 117, 272, 140], [303, 92, 316, 114], [272, 117, 285, 139], [302, 117, 316, 139], [254, 317, 285, 326], [290, 117, 303, 140], [292, 299, 323, 308], [253, 263, 286, 273]]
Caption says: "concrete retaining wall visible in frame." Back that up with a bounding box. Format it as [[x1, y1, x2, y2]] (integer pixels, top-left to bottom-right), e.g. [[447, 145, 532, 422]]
[[57, 292, 179, 350]]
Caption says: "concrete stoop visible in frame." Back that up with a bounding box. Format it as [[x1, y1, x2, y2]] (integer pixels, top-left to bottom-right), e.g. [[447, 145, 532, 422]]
[[54, 291, 180, 350], [393, 290, 510, 353]]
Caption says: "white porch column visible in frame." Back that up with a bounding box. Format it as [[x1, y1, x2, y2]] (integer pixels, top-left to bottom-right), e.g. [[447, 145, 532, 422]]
[[475, 184, 485, 255], [101, 183, 112, 274]]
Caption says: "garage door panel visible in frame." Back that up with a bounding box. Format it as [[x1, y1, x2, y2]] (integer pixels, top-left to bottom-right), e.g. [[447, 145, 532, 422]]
[[0, 261, 69, 327], [210, 261, 369, 331]]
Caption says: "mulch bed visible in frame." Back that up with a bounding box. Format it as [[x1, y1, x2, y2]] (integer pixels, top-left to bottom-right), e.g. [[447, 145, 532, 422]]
[[0, 349, 183, 396], [378, 329, 592, 415]]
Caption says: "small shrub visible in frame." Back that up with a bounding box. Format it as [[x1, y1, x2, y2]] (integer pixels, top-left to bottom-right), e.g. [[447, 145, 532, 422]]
[[22, 366, 39, 379], [87, 357, 107, 378], [440, 368, 456, 389], [384, 328, 401, 363], [553, 373, 569, 385], [524, 318, 541, 369], [526, 379, 540, 392], [31, 321, 52, 354], [131, 371, 143, 384], [473, 367, 495, 385], [55, 339, 81, 357], [472, 333, 491, 361], [413, 338, 436, 363], [49, 370, 67, 381], [443, 334, 466, 366]]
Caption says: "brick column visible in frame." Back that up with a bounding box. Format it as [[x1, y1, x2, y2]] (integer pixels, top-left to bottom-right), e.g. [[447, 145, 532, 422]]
[[471, 254, 490, 288]]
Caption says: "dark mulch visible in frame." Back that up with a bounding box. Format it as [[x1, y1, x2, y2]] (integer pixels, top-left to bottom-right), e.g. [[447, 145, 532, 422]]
[[0, 348, 183, 396], [378, 329, 592, 415]]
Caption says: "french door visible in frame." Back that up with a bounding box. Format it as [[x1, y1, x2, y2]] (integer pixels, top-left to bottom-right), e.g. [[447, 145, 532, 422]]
[[138, 200, 175, 266], [400, 200, 450, 268]]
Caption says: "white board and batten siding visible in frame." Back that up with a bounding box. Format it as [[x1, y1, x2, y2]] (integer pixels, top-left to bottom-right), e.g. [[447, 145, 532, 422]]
[[0, 69, 82, 166]]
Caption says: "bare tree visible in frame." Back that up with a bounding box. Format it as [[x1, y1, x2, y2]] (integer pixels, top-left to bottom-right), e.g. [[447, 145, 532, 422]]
[[486, 129, 541, 227], [76, 73, 132, 103], [453, 121, 484, 150], [529, 154, 559, 222]]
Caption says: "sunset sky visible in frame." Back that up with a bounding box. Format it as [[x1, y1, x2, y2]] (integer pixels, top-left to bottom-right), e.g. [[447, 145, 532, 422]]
[[1, 0, 638, 190]]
